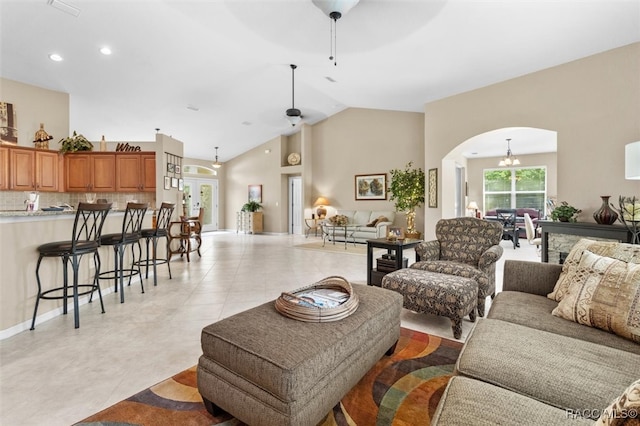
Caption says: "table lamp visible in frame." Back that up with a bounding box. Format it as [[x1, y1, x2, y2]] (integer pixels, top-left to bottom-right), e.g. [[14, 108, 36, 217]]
[[313, 197, 330, 218], [467, 201, 480, 218]]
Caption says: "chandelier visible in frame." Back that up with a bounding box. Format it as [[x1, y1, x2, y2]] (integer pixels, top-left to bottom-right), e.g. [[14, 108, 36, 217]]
[[498, 138, 520, 167], [212, 146, 222, 169]]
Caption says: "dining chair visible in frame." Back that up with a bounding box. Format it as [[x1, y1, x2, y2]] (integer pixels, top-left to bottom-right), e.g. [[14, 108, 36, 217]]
[[496, 208, 520, 249], [523, 212, 542, 255]]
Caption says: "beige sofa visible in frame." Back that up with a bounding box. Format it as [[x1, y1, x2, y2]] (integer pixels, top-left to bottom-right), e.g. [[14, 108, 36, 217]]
[[432, 241, 640, 425], [322, 210, 395, 243]]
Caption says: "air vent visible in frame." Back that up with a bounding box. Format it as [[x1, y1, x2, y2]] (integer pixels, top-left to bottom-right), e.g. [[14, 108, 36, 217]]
[[325, 76, 337, 83], [48, 0, 81, 17]]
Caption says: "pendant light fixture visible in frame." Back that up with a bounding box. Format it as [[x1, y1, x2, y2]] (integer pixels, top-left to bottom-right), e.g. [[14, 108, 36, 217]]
[[212, 146, 222, 169], [285, 64, 302, 127], [312, 0, 360, 66], [498, 138, 520, 167]]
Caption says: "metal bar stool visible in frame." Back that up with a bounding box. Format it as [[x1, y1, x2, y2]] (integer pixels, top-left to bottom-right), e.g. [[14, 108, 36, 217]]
[[135, 202, 175, 286], [98, 202, 147, 303], [31, 202, 112, 330]]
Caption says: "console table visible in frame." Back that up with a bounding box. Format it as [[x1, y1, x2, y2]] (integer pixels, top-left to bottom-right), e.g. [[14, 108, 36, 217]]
[[540, 220, 633, 263], [366, 237, 423, 286]]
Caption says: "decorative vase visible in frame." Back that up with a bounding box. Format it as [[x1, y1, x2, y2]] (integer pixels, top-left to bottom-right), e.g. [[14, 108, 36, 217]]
[[593, 195, 618, 225]]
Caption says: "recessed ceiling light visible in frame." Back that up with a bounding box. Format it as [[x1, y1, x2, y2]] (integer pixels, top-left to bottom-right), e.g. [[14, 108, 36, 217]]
[[48, 53, 63, 62], [99, 46, 112, 55]]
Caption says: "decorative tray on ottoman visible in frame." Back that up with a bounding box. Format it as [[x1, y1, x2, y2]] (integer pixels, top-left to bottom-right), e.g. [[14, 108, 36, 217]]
[[275, 275, 359, 322]]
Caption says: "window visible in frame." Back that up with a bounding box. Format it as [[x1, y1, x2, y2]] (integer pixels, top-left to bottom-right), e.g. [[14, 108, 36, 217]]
[[484, 167, 546, 213]]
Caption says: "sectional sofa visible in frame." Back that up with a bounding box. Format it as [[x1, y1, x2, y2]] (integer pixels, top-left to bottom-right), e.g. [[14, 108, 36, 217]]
[[321, 210, 395, 243], [433, 239, 640, 425]]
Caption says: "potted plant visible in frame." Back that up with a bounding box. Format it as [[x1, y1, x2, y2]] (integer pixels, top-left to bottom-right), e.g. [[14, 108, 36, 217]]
[[550, 201, 581, 222], [388, 162, 425, 238], [58, 131, 93, 153], [242, 200, 262, 212]]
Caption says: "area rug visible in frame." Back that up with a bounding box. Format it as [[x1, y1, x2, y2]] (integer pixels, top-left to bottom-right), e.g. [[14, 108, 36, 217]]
[[294, 240, 373, 255], [76, 328, 461, 426]]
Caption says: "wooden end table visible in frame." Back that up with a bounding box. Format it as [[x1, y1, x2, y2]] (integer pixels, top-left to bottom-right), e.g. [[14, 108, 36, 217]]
[[366, 237, 423, 286]]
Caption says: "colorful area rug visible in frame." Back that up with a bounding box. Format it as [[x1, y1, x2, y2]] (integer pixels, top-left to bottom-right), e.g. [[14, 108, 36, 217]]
[[76, 328, 462, 426]]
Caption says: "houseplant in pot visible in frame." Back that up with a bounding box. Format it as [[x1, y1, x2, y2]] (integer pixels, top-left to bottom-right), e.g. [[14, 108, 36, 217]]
[[58, 131, 93, 153], [242, 200, 262, 212], [389, 162, 425, 238], [550, 201, 581, 222]]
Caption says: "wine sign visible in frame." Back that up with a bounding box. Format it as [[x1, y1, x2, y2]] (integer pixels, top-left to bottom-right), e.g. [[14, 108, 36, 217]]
[[115, 142, 142, 152]]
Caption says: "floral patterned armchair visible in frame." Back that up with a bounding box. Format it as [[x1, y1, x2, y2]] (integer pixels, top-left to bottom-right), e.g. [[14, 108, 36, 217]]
[[413, 217, 504, 316]]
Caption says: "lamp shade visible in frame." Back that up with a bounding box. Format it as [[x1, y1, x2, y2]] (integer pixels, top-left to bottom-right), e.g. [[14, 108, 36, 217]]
[[626, 141, 640, 180], [467, 201, 479, 211]]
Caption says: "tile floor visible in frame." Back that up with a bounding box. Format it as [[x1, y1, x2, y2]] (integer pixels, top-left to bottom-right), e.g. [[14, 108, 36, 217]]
[[0, 231, 539, 426]]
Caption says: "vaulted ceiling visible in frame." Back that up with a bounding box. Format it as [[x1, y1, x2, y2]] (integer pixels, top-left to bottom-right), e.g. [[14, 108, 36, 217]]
[[1, 0, 638, 162]]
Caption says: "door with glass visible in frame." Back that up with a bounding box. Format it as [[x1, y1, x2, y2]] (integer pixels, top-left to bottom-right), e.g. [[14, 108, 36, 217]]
[[184, 178, 218, 232]]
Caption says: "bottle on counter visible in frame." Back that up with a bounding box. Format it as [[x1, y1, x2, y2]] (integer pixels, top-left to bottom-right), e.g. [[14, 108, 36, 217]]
[[100, 135, 107, 152]]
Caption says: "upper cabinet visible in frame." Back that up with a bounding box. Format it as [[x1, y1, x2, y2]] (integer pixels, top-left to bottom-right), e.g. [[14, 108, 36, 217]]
[[115, 153, 156, 192], [9, 146, 61, 192], [0, 146, 8, 190], [65, 151, 155, 193], [65, 153, 116, 192]]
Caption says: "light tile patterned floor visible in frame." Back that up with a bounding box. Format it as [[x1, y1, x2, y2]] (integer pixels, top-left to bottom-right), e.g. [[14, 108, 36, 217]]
[[0, 231, 539, 426]]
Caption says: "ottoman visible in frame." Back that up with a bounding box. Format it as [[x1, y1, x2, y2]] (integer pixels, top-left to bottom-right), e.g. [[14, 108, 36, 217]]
[[197, 283, 403, 426], [381, 269, 477, 339]]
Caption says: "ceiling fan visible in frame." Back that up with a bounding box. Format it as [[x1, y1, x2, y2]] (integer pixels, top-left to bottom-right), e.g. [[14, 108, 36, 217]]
[[285, 64, 302, 127]]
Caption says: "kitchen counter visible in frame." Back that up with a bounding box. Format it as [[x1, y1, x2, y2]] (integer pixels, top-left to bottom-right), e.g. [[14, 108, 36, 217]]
[[0, 209, 151, 338]]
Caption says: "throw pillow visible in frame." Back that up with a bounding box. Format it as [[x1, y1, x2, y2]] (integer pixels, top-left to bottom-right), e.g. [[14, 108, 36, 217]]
[[547, 238, 640, 302], [551, 250, 640, 343], [595, 378, 640, 425], [329, 215, 349, 226], [366, 218, 379, 227], [377, 216, 389, 223]]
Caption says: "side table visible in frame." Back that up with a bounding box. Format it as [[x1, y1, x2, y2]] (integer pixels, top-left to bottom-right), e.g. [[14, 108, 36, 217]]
[[366, 237, 423, 286], [304, 218, 322, 238]]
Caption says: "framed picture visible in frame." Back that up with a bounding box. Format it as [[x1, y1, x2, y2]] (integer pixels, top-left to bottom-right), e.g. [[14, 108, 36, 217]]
[[164, 176, 171, 190], [248, 184, 262, 203], [428, 168, 438, 208], [0, 102, 18, 145], [178, 178, 184, 191], [355, 173, 386, 200], [171, 177, 178, 188], [388, 226, 405, 241], [167, 163, 175, 173], [175, 164, 181, 174]]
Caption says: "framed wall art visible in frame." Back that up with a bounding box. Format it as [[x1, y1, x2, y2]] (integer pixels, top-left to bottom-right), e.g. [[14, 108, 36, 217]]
[[167, 163, 175, 173], [248, 184, 262, 203], [0, 102, 18, 145], [178, 178, 184, 191], [355, 173, 386, 200], [428, 168, 438, 208], [171, 177, 178, 188], [164, 176, 171, 190]]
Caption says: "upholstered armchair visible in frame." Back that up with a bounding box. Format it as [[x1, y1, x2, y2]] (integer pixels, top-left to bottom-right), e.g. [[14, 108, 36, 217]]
[[412, 217, 504, 317]]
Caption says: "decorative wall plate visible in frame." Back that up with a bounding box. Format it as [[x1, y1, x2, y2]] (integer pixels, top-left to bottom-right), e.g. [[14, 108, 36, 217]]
[[287, 152, 301, 166]]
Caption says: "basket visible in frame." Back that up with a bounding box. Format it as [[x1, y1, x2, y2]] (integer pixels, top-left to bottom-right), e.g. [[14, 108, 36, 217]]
[[275, 276, 359, 322]]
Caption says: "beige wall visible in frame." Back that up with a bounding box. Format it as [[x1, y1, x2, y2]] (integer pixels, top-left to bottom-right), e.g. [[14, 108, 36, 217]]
[[223, 108, 425, 234], [466, 152, 558, 215], [0, 77, 69, 148], [424, 42, 640, 240]]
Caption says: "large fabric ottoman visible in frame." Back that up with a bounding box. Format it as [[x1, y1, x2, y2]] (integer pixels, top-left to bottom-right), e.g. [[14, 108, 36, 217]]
[[197, 283, 403, 426], [381, 268, 477, 339]]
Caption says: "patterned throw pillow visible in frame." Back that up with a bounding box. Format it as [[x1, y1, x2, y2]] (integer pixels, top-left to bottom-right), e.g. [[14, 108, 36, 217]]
[[595, 378, 640, 425], [551, 250, 640, 343], [548, 239, 640, 302]]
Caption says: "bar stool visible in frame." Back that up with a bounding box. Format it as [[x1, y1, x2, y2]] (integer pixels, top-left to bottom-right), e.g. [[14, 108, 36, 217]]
[[31, 202, 112, 330], [136, 202, 175, 286], [98, 202, 148, 303]]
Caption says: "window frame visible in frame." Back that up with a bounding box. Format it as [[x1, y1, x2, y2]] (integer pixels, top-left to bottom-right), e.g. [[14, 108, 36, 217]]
[[483, 166, 547, 213]]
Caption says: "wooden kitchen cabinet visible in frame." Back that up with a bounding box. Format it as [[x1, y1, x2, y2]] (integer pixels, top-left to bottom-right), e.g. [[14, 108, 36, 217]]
[[0, 146, 8, 190], [65, 152, 116, 192], [9, 146, 61, 192], [116, 152, 156, 192]]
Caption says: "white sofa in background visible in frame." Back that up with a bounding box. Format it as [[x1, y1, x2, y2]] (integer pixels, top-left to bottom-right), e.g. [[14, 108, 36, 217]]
[[322, 210, 395, 244]]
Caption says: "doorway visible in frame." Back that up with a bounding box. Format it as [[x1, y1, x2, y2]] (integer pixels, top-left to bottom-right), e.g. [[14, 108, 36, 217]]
[[184, 178, 218, 232], [288, 176, 302, 235]]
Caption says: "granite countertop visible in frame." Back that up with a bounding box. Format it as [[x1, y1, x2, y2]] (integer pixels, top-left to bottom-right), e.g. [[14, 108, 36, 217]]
[[0, 209, 126, 218]]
